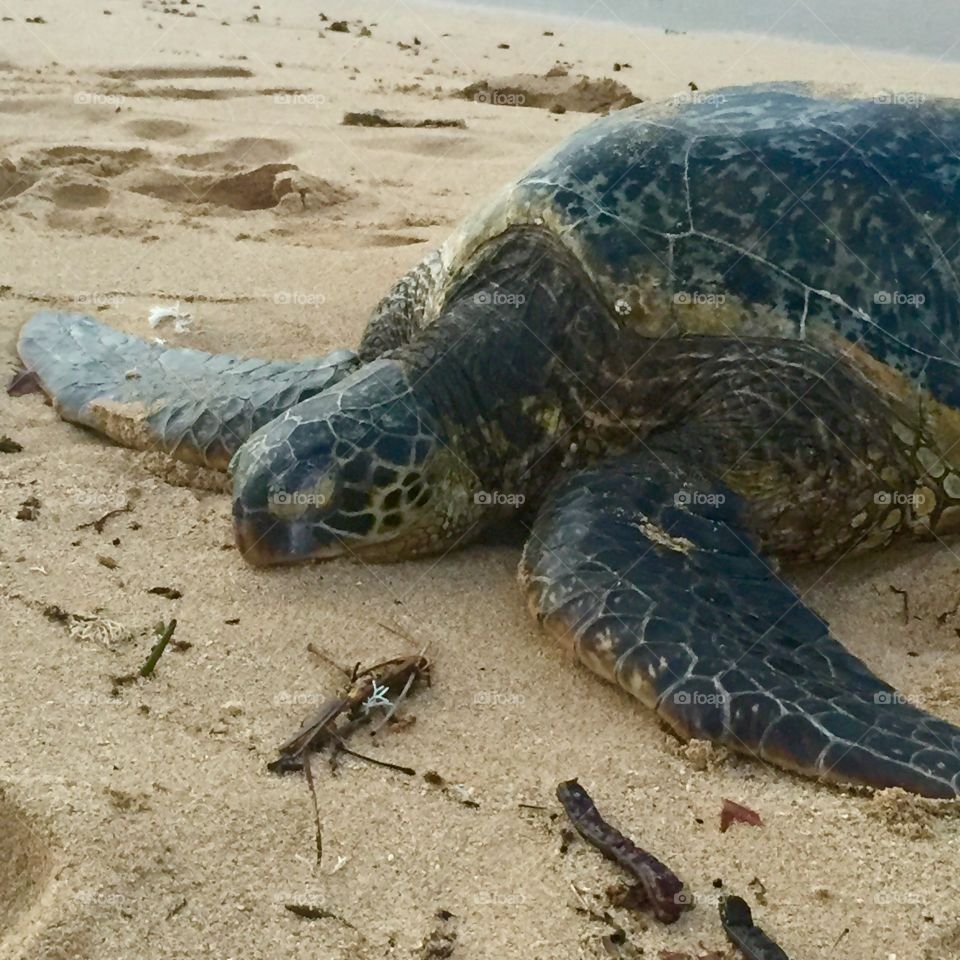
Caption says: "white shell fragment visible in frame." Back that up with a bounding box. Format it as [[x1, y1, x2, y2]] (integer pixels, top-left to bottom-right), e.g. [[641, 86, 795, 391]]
[[148, 301, 193, 333]]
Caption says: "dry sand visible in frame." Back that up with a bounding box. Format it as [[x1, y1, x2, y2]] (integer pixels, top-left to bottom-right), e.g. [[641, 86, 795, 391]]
[[3, 2, 960, 958]]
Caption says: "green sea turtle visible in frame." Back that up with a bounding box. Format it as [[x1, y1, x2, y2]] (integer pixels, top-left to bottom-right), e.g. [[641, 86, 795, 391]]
[[17, 83, 960, 798]]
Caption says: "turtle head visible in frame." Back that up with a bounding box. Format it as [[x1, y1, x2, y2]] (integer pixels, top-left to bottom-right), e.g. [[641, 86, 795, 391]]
[[230, 359, 484, 565]]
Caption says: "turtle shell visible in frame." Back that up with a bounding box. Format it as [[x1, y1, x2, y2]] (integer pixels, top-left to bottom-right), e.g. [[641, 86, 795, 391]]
[[440, 83, 960, 409]]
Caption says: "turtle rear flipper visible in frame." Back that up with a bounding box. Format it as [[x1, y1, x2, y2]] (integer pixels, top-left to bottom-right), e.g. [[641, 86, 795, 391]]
[[520, 452, 960, 798], [358, 249, 443, 361], [17, 311, 359, 470]]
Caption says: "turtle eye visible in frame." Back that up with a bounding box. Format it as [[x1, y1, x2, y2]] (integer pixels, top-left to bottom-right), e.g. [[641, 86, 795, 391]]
[[311, 472, 338, 508]]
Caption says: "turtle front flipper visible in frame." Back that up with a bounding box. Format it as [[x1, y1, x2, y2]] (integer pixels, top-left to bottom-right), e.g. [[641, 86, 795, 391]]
[[16, 311, 359, 469], [520, 451, 960, 799]]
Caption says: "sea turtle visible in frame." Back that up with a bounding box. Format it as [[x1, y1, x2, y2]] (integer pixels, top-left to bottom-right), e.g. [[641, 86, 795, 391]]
[[17, 82, 960, 798]]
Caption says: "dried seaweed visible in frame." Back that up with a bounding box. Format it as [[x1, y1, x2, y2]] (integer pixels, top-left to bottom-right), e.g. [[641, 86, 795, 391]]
[[268, 653, 429, 773], [139, 619, 177, 677], [556, 778, 691, 923], [719, 895, 790, 960]]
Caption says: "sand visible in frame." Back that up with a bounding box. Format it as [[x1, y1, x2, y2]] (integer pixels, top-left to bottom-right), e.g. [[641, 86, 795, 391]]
[[3, 2, 960, 958]]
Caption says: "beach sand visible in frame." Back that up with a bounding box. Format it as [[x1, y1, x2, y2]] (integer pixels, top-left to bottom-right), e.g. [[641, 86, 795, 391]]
[[3, 2, 960, 958]]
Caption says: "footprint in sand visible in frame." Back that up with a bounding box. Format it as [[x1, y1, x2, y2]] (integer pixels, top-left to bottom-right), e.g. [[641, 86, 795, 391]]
[[114, 85, 310, 102], [361, 132, 486, 158], [49, 181, 110, 209], [457, 74, 641, 113], [0, 98, 48, 115], [0, 787, 55, 946], [125, 163, 353, 212], [367, 233, 429, 247], [124, 118, 196, 141], [34, 145, 151, 177], [3, 139, 351, 224], [100, 65, 254, 81], [0, 158, 35, 199], [1, 147, 156, 213], [925, 925, 960, 959], [0, 170, 115, 215], [173, 137, 293, 169]]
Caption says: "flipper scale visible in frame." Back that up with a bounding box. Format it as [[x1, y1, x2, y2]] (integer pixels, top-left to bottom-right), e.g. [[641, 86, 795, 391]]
[[17, 311, 359, 469]]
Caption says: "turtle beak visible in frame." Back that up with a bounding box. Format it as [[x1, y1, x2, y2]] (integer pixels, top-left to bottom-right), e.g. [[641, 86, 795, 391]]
[[232, 510, 347, 566], [232, 514, 285, 566]]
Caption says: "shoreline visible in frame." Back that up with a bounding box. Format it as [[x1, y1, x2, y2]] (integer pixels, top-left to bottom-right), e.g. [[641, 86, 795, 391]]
[[434, 0, 960, 64]]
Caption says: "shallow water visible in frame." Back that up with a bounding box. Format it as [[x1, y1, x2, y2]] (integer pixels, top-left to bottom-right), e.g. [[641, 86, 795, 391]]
[[442, 0, 960, 62]]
